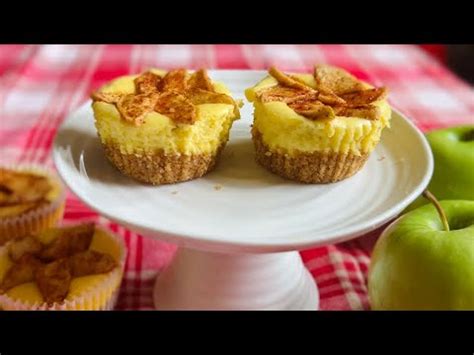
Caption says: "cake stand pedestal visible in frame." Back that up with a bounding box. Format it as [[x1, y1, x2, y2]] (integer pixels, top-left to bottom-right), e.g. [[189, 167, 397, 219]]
[[153, 248, 318, 310]]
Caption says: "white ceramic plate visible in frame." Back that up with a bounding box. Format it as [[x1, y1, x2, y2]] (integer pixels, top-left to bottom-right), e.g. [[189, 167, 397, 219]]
[[53, 70, 433, 253]]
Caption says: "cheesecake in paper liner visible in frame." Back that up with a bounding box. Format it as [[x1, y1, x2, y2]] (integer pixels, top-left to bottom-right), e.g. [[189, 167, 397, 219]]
[[0, 164, 66, 245], [0, 225, 126, 311]]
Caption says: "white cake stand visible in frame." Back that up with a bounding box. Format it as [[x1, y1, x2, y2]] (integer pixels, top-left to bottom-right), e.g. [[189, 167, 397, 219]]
[[53, 70, 433, 310]]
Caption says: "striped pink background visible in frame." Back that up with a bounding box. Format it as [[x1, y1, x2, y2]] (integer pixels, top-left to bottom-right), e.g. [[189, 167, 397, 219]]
[[1, 45, 473, 310]]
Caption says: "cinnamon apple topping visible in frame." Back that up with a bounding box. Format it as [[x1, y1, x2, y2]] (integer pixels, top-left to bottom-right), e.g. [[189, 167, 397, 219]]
[[0, 223, 118, 305], [258, 65, 388, 121], [0, 169, 52, 215], [91, 69, 239, 126]]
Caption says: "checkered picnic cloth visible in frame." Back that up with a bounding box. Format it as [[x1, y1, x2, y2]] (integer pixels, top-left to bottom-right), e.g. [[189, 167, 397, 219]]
[[1, 45, 473, 310]]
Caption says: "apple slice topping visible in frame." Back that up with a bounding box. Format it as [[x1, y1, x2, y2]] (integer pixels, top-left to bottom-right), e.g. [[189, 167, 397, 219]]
[[0, 224, 118, 305], [0, 169, 51, 207], [91, 68, 238, 126], [260, 65, 388, 121]]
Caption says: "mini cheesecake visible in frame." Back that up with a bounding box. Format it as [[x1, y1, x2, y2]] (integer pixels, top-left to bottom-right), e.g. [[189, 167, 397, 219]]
[[0, 166, 65, 245], [245, 65, 392, 183], [91, 69, 241, 185], [0, 223, 126, 310]]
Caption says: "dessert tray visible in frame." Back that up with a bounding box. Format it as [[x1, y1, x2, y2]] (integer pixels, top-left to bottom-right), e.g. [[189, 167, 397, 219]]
[[53, 70, 433, 310]]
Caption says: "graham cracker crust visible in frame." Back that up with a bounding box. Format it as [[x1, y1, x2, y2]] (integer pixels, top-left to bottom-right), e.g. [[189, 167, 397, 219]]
[[252, 129, 369, 184], [102, 143, 226, 185]]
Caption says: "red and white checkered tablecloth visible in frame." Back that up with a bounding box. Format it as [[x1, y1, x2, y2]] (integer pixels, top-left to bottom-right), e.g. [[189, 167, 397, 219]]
[[1, 45, 473, 310]]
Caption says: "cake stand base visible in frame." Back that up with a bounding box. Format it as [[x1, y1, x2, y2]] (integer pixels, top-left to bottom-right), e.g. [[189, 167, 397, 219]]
[[153, 248, 318, 310]]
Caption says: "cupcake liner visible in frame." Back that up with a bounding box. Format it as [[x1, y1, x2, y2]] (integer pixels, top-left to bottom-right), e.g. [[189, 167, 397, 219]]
[[252, 129, 369, 184], [0, 164, 66, 245], [102, 141, 227, 185], [0, 226, 127, 311]]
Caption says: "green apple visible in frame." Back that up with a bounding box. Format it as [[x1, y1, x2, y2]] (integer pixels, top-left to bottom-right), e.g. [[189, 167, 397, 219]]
[[407, 125, 474, 211], [369, 197, 474, 310], [428, 125, 474, 199]]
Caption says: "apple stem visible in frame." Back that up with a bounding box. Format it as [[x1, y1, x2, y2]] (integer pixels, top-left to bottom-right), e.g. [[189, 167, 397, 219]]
[[422, 190, 450, 232]]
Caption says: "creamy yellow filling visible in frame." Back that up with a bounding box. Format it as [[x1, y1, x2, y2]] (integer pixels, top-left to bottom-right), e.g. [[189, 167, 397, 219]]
[[93, 71, 240, 156], [0, 229, 122, 304], [245, 73, 392, 156]]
